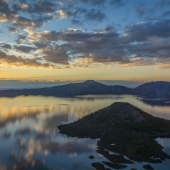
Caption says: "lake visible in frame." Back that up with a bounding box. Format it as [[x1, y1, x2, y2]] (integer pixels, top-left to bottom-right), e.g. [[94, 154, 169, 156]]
[[0, 95, 170, 170]]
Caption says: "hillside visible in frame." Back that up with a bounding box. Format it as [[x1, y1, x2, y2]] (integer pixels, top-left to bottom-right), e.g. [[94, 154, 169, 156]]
[[134, 81, 170, 98], [58, 102, 170, 137], [0, 80, 170, 98], [0, 80, 131, 97], [58, 102, 170, 166]]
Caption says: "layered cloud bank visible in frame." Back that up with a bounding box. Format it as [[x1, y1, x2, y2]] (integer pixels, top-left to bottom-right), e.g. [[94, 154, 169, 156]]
[[0, 0, 170, 70]]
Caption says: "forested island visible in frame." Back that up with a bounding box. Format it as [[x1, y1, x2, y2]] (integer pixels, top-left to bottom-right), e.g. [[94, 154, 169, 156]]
[[58, 102, 170, 170]]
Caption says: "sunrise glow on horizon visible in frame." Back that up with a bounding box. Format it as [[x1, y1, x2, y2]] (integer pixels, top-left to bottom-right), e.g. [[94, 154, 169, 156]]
[[0, 0, 170, 85]]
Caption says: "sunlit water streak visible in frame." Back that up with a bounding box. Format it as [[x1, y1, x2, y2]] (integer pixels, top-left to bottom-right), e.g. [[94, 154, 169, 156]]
[[0, 95, 169, 170]]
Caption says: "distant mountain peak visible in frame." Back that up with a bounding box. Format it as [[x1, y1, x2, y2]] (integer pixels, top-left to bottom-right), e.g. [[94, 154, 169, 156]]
[[83, 80, 101, 85]]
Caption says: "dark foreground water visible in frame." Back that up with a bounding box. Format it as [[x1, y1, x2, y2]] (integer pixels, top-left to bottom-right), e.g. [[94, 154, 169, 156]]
[[0, 95, 170, 170]]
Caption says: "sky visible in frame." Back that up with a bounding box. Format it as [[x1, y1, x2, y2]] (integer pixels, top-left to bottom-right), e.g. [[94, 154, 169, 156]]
[[0, 0, 170, 88]]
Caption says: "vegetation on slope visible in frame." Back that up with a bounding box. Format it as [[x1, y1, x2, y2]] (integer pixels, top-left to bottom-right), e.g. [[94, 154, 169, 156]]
[[58, 102, 170, 169]]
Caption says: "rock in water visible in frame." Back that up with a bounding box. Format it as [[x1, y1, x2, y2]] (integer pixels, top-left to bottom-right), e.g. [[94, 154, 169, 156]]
[[89, 155, 94, 159], [143, 164, 154, 170]]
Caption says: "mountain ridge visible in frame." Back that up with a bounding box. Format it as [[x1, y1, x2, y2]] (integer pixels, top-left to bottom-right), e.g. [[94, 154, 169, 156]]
[[0, 80, 170, 98]]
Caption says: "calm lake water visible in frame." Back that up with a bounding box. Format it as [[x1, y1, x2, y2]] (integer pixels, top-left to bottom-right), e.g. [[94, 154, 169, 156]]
[[0, 95, 170, 170]]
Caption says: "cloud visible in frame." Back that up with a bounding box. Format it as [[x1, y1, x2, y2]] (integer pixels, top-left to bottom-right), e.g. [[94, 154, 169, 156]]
[[59, 9, 72, 18], [80, 0, 126, 7], [26, 27, 129, 64], [156, 64, 170, 69], [0, 1, 56, 30], [123, 19, 170, 42], [110, 0, 127, 7], [0, 50, 61, 69], [30, 1, 57, 13], [59, 7, 106, 22], [136, 4, 155, 18], [158, 0, 170, 7], [0, 12, 18, 22], [13, 16, 43, 28], [16, 35, 27, 43], [27, 27, 119, 43], [33, 41, 49, 49], [12, 3, 31, 12], [71, 19, 83, 25], [1, 0, 170, 69], [162, 10, 170, 17], [0, 0, 9, 13], [134, 2, 162, 19], [0, 0, 19, 22], [12, 1, 57, 13], [0, 43, 12, 49], [80, 0, 105, 5], [14, 45, 37, 53], [42, 48, 69, 65], [72, 7, 87, 17], [135, 4, 148, 18], [36, 15, 54, 22], [8, 26, 19, 33], [127, 37, 170, 53], [25, 21, 170, 68], [84, 9, 106, 21]]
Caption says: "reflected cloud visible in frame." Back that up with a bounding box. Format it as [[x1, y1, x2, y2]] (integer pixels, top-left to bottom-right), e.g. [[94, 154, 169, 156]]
[[43, 113, 68, 130], [0, 104, 70, 128], [25, 138, 95, 158], [15, 128, 33, 137], [9, 152, 19, 162], [16, 138, 26, 150], [10, 158, 53, 170], [1, 131, 11, 139], [0, 99, 100, 129], [0, 96, 170, 169]]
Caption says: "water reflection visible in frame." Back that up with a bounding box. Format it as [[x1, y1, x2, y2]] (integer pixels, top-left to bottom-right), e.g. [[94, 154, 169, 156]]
[[0, 95, 170, 170]]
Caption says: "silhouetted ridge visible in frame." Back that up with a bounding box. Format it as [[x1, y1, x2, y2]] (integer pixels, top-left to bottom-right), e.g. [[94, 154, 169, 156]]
[[134, 81, 170, 98], [83, 80, 105, 86], [0, 80, 170, 98]]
